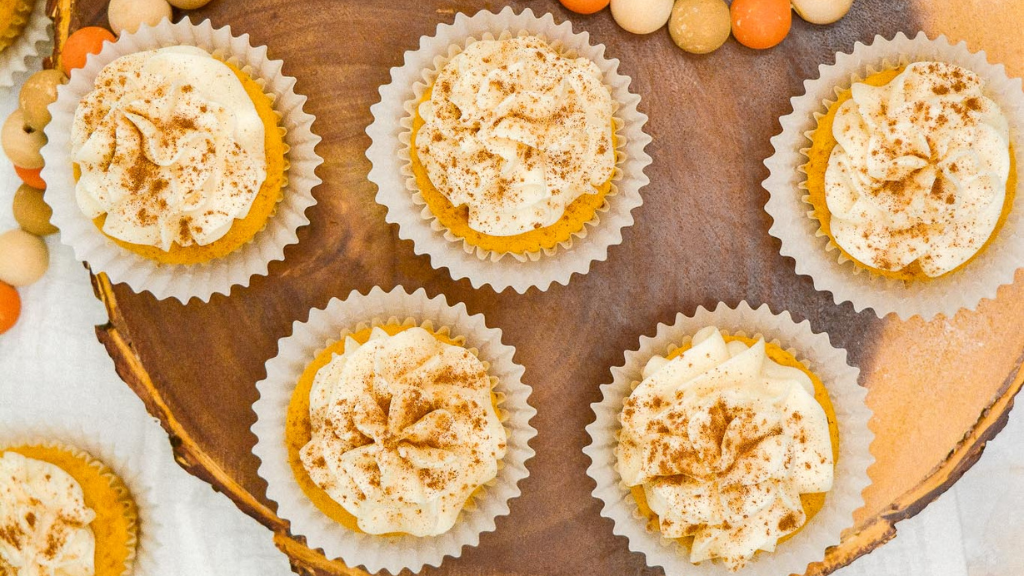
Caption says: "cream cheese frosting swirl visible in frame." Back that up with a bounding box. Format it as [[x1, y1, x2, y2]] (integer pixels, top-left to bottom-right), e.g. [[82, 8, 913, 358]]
[[415, 35, 615, 236], [299, 327, 506, 537], [825, 61, 1011, 277], [0, 452, 96, 576], [616, 327, 833, 571], [71, 46, 267, 251]]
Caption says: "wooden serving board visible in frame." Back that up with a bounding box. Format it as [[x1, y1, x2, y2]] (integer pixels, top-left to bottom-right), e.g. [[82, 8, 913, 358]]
[[47, 0, 1024, 574]]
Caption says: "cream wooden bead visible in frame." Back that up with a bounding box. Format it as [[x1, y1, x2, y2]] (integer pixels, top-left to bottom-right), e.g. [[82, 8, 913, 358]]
[[611, 0, 674, 35], [0, 229, 48, 287], [108, 0, 172, 36], [792, 0, 853, 25]]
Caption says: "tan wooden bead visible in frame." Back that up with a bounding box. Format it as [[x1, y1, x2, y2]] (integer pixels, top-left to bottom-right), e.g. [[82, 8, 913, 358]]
[[0, 229, 48, 287], [2, 109, 46, 169], [108, 0, 172, 36], [167, 0, 214, 8], [12, 184, 57, 236], [669, 0, 732, 54], [19, 69, 66, 131]]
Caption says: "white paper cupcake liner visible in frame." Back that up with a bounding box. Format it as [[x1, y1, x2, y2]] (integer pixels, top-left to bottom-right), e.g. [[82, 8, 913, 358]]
[[40, 17, 323, 303], [764, 32, 1024, 320], [367, 7, 651, 293], [251, 286, 537, 574], [0, 0, 50, 87], [0, 419, 163, 576], [583, 301, 873, 576]]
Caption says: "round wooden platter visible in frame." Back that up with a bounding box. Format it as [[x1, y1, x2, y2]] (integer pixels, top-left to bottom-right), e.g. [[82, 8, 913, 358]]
[[46, 0, 1024, 574]]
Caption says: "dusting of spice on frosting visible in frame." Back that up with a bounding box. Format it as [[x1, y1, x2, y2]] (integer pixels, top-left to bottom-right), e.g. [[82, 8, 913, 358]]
[[71, 46, 267, 251], [299, 327, 506, 537], [414, 35, 615, 236], [825, 61, 1011, 277], [616, 327, 833, 571], [0, 452, 96, 576]]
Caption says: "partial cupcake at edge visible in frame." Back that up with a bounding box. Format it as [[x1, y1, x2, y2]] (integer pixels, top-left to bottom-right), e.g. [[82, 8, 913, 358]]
[[0, 0, 33, 54], [0, 442, 139, 576]]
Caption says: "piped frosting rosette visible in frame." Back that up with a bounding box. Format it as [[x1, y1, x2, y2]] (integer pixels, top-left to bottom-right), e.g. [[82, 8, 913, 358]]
[[41, 18, 322, 303], [367, 7, 651, 293], [299, 325, 508, 538], [584, 302, 873, 576], [252, 286, 536, 574], [764, 32, 1024, 319]]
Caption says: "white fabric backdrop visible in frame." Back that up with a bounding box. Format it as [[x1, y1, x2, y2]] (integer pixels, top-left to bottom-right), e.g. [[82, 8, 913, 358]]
[[0, 55, 1020, 576]]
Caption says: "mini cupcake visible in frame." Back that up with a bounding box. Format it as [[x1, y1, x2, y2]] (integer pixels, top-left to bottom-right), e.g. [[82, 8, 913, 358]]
[[42, 18, 322, 302], [367, 7, 651, 293], [585, 302, 872, 576], [764, 32, 1024, 319], [0, 432, 154, 576], [253, 287, 536, 574]]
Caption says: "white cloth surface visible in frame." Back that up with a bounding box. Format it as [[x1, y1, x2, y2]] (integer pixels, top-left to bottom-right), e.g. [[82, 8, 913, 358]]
[[0, 50, 1022, 576], [0, 66, 292, 576]]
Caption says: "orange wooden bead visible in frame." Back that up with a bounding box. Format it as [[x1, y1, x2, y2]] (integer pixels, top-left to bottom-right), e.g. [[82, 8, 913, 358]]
[[0, 282, 20, 335], [62, 27, 117, 75], [731, 0, 791, 50], [560, 0, 611, 15], [15, 165, 45, 189]]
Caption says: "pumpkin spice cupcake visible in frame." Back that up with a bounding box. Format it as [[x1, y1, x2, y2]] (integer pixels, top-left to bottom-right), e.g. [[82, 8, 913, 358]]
[[253, 287, 536, 574], [368, 7, 651, 293], [289, 323, 506, 538], [764, 32, 1024, 319], [42, 18, 322, 302], [70, 45, 287, 266], [585, 302, 872, 576], [410, 34, 616, 258], [0, 425, 159, 576], [0, 0, 32, 53], [0, 0, 48, 87], [804, 60, 1015, 282]]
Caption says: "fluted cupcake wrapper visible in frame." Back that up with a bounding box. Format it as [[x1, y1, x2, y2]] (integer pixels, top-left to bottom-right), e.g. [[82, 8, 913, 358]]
[[0, 419, 164, 576], [0, 0, 49, 87], [764, 31, 1024, 320], [251, 286, 537, 574], [583, 301, 873, 576], [41, 17, 323, 303], [367, 6, 652, 293]]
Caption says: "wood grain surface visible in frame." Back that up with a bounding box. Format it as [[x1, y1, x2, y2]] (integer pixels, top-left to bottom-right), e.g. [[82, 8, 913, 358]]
[[51, 0, 1024, 574]]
